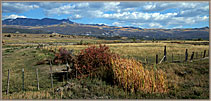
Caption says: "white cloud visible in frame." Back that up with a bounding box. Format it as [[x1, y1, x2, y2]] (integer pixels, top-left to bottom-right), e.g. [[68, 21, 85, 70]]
[[4, 14, 26, 19], [201, 16, 209, 21], [103, 2, 120, 11], [75, 2, 89, 9], [149, 23, 163, 28], [112, 22, 122, 26], [70, 14, 82, 20], [2, 2, 209, 28], [2, 2, 39, 13], [179, 2, 197, 9], [143, 4, 156, 10], [131, 22, 145, 26], [100, 12, 177, 21], [201, 5, 209, 10], [167, 15, 209, 28], [38, 2, 65, 9]]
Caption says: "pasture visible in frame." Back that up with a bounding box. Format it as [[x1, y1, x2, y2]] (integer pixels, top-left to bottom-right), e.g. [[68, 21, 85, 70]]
[[2, 33, 209, 99]]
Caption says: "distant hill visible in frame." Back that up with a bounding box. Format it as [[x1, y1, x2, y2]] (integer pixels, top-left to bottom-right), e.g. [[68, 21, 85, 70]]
[[2, 18, 209, 40], [2, 27, 52, 34], [2, 18, 74, 26]]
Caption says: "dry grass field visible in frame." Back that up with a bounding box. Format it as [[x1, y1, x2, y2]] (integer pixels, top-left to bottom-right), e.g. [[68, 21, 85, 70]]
[[2, 33, 209, 99], [51, 43, 209, 63]]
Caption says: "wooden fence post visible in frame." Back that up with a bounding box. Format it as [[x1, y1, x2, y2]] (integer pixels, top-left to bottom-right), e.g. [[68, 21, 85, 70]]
[[156, 54, 158, 64], [22, 68, 24, 91], [190, 52, 194, 60], [164, 46, 167, 61], [6, 69, 10, 95], [172, 53, 174, 63], [203, 50, 206, 58], [146, 56, 148, 64], [208, 49, 209, 57], [50, 60, 53, 88], [66, 63, 69, 81], [36, 68, 40, 91], [185, 49, 188, 61]]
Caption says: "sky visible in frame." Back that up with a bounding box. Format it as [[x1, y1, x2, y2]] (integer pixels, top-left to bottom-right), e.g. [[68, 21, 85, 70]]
[[2, 2, 209, 29]]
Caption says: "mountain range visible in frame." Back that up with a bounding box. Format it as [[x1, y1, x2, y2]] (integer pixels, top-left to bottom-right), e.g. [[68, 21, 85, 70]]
[[2, 18, 209, 40], [3, 18, 74, 26]]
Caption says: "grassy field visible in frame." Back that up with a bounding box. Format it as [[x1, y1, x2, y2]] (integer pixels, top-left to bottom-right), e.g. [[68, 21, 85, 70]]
[[50, 42, 209, 64], [2, 33, 114, 44], [2, 33, 209, 99]]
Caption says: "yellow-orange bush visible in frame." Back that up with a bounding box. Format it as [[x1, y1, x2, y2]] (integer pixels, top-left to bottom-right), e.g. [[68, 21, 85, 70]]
[[112, 58, 168, 93]]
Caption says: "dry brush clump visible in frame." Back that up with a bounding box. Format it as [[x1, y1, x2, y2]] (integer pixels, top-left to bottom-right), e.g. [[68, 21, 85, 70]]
[[74, 44, 118, 82], [54, 44, 168, 93], [53, 47, 75, 64], [111, 58, 168, 93]]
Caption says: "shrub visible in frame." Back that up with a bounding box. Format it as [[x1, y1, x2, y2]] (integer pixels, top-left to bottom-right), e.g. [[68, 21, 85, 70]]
[[79, 40, 83, 45], [113, 40, 122, 43], [75, 44, 118, 82], [111, 58, 168, 93], [53, 47, 75, 64], [5, 34, 11, 37], [55, 45, 168, 94]]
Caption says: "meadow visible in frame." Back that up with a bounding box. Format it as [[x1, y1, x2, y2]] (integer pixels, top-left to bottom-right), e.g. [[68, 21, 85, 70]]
[[2, 33, 209, 99]]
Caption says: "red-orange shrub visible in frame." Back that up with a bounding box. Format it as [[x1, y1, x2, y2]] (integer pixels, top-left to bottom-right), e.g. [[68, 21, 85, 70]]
[[75, 44, 118, 81], [53, 47, 75, 64]]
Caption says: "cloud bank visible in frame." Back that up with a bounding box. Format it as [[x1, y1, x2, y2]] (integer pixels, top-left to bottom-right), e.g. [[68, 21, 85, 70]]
[[2, 2, 209, 28]]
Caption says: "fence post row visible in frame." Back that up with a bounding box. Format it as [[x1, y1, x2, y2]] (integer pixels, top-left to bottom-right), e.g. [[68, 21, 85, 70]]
[[66, 62, 69, 81], [36, 68, 40, 91], [164, 46, 167, 61], [55, 48, 56, 53], [22, 68, 24, 91], [145, 56, 148, 64], [185, 49, 188, 61], [6, 69, 10, 95], [203, 50, 206, 58], [172, 53, 174, 63], [50, 60, 53, 88], [190, 52, 194, 60]]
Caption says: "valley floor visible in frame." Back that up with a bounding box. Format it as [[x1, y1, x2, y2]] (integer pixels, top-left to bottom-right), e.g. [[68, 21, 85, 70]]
[[2, 34, 210, 99]]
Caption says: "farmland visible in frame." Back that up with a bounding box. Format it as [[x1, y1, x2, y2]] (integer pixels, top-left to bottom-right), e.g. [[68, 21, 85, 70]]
[[2, 33, 209, 99]]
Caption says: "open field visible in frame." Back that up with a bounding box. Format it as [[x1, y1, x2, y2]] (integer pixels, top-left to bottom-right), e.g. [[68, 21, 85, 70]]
[[2, 33, 209, 99], [2, 33, 209, 44], [54, 43, 209, 63]]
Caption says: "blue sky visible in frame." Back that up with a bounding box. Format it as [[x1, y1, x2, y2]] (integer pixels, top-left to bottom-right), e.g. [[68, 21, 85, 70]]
[[2, 2, 209, 29]]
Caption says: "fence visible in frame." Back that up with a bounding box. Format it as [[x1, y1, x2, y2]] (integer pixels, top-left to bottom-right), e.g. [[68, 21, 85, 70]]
[[38, 44, 209, 65], [6, 59, 71, 95], [6, 44, 209, 95], [155, 46, 209, 64]]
